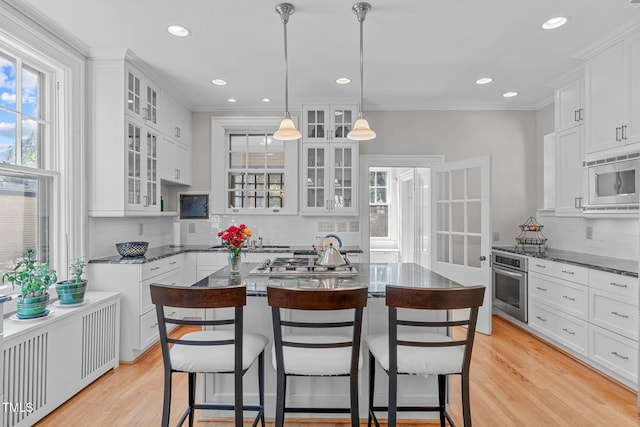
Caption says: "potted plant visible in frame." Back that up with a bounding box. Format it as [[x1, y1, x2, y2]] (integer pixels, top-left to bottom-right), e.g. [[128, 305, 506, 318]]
[[2, 249, 56, 318], [55, 258, 88, 304]]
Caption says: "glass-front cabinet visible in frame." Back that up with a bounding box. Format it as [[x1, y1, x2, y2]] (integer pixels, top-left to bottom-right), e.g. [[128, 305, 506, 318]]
[[301, 142, 358, 215], [126, 120, 159, 211], [302, 105, 358, 142], [126, 64, 159, 130]]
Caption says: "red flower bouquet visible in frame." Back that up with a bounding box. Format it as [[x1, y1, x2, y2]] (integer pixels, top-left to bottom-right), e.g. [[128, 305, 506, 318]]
[[217, 224, 252, 275]]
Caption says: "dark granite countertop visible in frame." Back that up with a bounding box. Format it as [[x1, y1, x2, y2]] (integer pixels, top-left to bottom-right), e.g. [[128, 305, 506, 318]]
[[492, 245, 638, 277], [192, 262, 462, 297], [88, 244, 363, 264]]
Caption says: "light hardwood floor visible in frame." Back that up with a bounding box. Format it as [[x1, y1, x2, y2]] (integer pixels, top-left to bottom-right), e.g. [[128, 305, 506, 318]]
[[35, 316, 640, 426]]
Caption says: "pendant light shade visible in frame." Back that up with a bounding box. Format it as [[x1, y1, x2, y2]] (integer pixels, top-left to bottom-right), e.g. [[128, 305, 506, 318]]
[[274, 3, 301, 141], [347, 2, 376, 141]]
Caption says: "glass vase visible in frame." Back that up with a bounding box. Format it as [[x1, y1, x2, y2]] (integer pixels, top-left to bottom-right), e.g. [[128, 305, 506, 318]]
[[228, 247, 242, 276]]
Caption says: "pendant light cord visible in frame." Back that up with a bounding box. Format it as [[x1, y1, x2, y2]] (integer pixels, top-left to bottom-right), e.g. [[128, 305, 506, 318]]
[[283, 17, 290, 118], [358, 15, 364, 119]]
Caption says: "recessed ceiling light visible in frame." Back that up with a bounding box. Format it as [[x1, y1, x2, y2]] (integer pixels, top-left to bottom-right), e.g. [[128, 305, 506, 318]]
[[475, 77, 493, 85], [227, 98, 237, 103], [211, 79, 228, 86], [336, 77, 351, 85], [542, 17, 568, 30], [167, 25, 191, 37], [503, 91, 519, 98], [261, 98, 271, 103]]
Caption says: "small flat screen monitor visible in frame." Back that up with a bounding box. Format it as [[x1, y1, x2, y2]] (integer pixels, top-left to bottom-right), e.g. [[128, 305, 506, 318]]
[[179, 194, 209, 219]]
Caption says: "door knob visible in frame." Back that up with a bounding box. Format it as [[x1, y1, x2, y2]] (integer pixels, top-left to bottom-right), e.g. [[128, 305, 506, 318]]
[[479, 256, 486, 261]]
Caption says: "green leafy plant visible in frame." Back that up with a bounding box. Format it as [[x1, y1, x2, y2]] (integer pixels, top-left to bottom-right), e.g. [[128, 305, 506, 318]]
[[68, 259, 86, 283], [2, 249, 57, 297]]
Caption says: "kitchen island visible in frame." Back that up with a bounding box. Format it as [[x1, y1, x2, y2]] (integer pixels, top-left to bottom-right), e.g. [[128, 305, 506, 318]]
[[196, 262, 465, 422]]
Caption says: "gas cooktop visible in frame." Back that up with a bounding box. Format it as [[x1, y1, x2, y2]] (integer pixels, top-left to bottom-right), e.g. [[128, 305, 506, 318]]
[[248, 257, 358, 276]]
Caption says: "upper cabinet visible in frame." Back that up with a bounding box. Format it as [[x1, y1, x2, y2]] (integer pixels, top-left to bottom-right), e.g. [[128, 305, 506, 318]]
[[555, 76, 584, 133], [301, 142, 358, 215], [585, 31, 640, 156], [302, 105, 358, 142], [88, 50, 190, 216], [161, 91, 192, 149]]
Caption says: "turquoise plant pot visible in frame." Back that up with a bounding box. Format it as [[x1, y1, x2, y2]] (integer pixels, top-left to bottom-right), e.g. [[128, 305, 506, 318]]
[[16, 293, 50, 317], [55, 280, 87, 304]]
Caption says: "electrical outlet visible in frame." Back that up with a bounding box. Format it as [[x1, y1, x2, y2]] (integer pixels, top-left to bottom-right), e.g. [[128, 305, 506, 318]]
[[318, 221, 335, 232], [492, 231, 500, 242], [336, 222, 347, 232], [348, 221, 359, 232], [189, 223, 196, 233], [138, 223, 144, 236], [586, 226, 593, 240]]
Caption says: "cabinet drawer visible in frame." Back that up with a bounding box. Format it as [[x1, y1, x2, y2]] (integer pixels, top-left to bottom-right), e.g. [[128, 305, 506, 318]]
[[141, 255, 183, 280], [196, 252, 228, 266], [141, 268, 183, 314], [529, 300, 588, 356], [588, 269, 638, 302], [529, 272, 588, 320], [529, 258, 588, 284], [139, 309, 160, 350], [589, 288, 638, 340], [589, 323, 638, 383]]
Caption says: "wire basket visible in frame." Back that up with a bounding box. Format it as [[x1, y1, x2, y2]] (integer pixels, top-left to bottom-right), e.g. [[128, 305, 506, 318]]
[[115, 241, 149, 257], [515, 217, 547, 252]]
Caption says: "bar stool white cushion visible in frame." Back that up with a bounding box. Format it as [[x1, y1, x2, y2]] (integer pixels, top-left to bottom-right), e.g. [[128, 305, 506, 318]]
[[366, 332, 463, 375], [171, 330, 268, 373], [271, 335, 364, 376]]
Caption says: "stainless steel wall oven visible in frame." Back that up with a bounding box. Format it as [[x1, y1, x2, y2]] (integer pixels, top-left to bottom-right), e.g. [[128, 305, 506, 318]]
[[492, 250, 528, 323]]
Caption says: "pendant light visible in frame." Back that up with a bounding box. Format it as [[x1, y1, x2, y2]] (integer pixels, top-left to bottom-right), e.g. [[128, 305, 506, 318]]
[[347, 2, 376, 141], [274, 3, 301, 141]]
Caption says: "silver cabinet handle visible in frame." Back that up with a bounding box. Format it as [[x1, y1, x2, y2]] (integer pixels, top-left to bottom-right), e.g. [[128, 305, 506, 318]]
[[574, 110, 580, 122], [562, 328, 575, 335], [611, 351, 629, 360], [561, 270, 575, 275], [562, 295, 575, 301], [536, 316, 547, 322], [535, 264, 547, 268], [611, 311, 629, 319], [169, 261, 177, 265], [151, 323, 158, 329], [536, 287, 547, 291], [622, 125, 627, 140], [610, 282, 628, 288], [579, 108, 584, 121], [151, 266, 161, 271], [616, 127, 622, 142]]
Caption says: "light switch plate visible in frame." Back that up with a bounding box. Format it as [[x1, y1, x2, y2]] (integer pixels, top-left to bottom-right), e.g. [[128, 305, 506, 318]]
[[336, 222, 347, 232], [586, 226, 593, 240], [349, 221, 359, 232], [318, 222, 335, 232], [138, 223, 144, 236], [189, 223, 196, 233]]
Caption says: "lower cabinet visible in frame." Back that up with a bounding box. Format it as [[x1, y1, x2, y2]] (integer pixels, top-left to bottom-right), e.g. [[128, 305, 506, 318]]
[[528, 258, 639, 386], [88, 253, 188, 362]]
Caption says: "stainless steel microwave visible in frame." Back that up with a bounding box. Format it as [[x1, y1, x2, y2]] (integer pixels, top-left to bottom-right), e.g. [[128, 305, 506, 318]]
[[586, 157, 640, 207]]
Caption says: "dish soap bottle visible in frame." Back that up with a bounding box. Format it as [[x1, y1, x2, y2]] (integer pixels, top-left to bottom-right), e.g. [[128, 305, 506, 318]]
[[160, 196, 164, 212]]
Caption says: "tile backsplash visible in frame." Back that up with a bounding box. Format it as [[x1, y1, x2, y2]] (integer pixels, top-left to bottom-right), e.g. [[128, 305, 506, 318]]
[[537, 213, 639, 261]]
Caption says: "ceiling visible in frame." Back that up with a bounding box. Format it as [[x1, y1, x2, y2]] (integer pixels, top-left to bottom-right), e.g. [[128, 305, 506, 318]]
[[7, 0, 640, 111]]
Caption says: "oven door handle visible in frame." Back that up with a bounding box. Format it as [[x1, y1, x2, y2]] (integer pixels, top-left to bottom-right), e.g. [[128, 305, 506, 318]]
[[493, 266, 524, 278]]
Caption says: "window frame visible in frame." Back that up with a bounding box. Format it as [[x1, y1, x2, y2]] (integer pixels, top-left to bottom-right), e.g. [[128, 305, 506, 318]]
[[0, 6, 86, 306], [211, 116, 299, 215]]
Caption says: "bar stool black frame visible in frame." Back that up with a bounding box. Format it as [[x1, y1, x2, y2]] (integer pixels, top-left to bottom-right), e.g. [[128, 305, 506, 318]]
[[151, 284, 266, 427], [268, 286, 369, 427], [367, 285, 485, 427]]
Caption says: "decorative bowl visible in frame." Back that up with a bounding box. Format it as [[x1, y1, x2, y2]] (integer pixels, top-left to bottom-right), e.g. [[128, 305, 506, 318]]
[[115, 241, 149, 257]]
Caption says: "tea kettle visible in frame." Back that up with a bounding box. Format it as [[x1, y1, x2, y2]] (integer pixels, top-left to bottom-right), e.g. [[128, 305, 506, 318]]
[[317, 243, 347, 267]]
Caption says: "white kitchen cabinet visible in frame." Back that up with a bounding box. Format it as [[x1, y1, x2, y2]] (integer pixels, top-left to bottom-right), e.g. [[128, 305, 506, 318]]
[[555, 126, 584, 215], [88, 253, 186, 361], [126, 62, 160, 130], [195, 252, 228, 281], [555, 75, 584, 133], [89, 52, 171, 216], [159, 137, 191, 185], [302, 105, 358, 142], [527, 256, 639, 386], [161, 90, 192, 148], [301, 142, 358, 215], [585, 31, 640, 156]]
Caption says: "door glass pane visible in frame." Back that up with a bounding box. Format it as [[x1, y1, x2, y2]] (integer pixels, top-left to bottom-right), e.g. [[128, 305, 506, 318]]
[[451, 201, 464, 232], [451, 169, 465, 200], [467, 167, 481, 199], [467, 201, 481, 233], [437, 171, 449, 201], [437, 233, 449, 263], [467, 236, 481, 268], [452, 234, 464, 265]]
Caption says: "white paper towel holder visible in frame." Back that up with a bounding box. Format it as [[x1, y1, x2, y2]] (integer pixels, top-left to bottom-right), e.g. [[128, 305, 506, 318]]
[[170, 222, 184, 248]]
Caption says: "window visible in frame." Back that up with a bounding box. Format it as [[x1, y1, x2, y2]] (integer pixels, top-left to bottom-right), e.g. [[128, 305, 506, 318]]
[[370, 169, 390, 238], [0, 49, 53, 274], [226, 132, 286, 209]]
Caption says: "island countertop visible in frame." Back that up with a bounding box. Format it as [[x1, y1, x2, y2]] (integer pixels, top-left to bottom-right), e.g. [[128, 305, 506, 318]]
[[191, 262, 463, 296]]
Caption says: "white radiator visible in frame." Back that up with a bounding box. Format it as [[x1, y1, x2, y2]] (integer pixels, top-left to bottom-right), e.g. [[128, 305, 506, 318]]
[[2, 294, 120, 427], [3, 332, 48, 427]]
